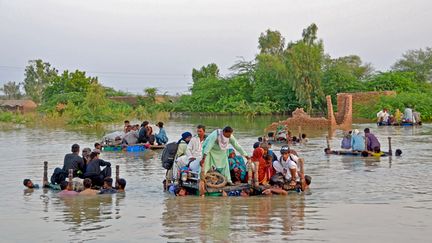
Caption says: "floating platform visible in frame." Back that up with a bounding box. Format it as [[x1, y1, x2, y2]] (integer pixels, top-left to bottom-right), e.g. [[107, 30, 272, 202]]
[[377, 122, 421, 126], [103, 144, 165, 152]]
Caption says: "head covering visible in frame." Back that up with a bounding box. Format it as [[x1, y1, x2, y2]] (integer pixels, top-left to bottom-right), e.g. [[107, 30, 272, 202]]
[[228, 148, 235, 155], [280, 145, 290, 154], [178, 132, 192, 144], [353, 129, 360, 135], [253, 142, 260, 149], [251, 147, 264, 162]]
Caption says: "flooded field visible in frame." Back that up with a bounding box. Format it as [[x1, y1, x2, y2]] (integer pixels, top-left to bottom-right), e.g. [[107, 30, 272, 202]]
[[1, 116, 431, 242]]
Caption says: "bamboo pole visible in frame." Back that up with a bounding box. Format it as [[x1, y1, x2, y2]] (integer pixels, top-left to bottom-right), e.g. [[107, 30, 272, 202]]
[[388, 137, 392, 156], [247, 160, 253, 185], [298, 126, 302, 142], [43, 161, 48, 187], [115, 165, 120, 188], [254, 162, 259, 188], [326, 136, 330, 149], [67, 169, 73, 191]]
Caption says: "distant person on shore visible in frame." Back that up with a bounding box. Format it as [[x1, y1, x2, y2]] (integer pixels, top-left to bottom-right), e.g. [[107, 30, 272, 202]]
[[364, 128, 380, 151], [23, 179, 39, 189], [99, 177, 117, 194], [62, 144, 85, 178], [155, 122, 169, 145], [79, 178, 98, 195], [350, 129, 365, 151], [83, 150, 112, 187]]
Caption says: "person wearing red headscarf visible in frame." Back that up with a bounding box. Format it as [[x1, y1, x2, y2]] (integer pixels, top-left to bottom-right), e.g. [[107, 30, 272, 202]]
[[251, 147, 273, 185]]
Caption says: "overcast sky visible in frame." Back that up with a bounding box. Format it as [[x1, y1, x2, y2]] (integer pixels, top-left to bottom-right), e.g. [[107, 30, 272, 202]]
[[0, 0, 431, 94]]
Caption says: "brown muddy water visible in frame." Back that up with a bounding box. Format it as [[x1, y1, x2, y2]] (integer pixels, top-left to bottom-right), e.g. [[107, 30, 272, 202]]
[[0, 116, 431, 242]]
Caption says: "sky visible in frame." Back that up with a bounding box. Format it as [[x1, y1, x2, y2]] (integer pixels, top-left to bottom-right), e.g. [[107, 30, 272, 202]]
[[0, 0, 431, 95]]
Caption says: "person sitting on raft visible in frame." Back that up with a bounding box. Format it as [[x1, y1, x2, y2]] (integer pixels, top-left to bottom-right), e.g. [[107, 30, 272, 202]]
[[138, 121, 155, 145], [341, 131, 352, 149], [83, 150, 112, 187], [377, 108, 390, 125], [122, 125, 139, 146], [364, 128, 380, 151], [272, 145, 301, 187], [250, 147, 274, 185], [351, 129, 365, 152], [228, 148, 247, 184], [200, 126, 250, 187], [155, 122, 169, 145], [63, 144, 85, 178]]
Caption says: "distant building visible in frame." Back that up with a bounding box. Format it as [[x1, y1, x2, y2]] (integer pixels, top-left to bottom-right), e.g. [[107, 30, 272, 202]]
[[0, 100, 37, 113]]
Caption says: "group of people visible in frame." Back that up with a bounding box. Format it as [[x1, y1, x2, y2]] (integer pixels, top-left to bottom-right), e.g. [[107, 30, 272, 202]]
[[377, 107, 422, 125], [103, 120, 169, 147], [168, 125, 311, 197], [270, 125, 308, 145], [329, 127, 402, 157], [25, 143, 127, 196]]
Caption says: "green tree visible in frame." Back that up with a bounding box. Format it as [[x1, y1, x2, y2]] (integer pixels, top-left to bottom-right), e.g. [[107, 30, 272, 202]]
[[0, 81, 22, 99], [365, 71, 420, 92], [144, 87, 158, 104], [192, 63, 220, 83], [258, 29, 285, 56], [23, 59, 58, 103], [392, 47, 432, 82], [322, 55, 372, 99], [43, 70, 97, 102], [285, 23, 324, 113]]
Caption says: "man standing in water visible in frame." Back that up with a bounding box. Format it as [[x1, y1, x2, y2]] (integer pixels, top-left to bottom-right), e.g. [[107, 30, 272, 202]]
[[200, 126, 250, 187]]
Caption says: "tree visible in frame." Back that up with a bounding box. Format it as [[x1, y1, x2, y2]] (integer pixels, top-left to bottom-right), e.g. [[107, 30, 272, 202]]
[[23, 59, 58, 103], [192, 63, 220, 83], [43, 70, 97, 102], [392, 47, 432, 82], [144, 87, 158, 104], [322, 55, 372, 99], [258, 29, 285, 56], [0, 81, 22, 99], [285, 23, 325, 113]]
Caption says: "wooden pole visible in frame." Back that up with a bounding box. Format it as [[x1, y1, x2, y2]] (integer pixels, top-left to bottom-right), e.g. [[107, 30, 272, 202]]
[[298, 126, 302, 142], [254, 162, 259, 188], [67, 169, 73, 191], [326, 136, 330, 149], [247, 160, 252, 185], [43, 161, 48, 187], [365, 136, 368, 151], [299, 158, 306, 191], [115, 165, 120, 188], [388, 137, 392, 156]]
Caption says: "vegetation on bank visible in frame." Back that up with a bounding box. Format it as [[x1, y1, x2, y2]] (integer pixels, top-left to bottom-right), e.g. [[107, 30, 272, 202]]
[[1, 24, 432, 124]]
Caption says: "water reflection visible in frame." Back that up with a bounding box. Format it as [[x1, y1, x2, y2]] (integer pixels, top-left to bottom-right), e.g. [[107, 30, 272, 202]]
[[161, 195, 307, 241]]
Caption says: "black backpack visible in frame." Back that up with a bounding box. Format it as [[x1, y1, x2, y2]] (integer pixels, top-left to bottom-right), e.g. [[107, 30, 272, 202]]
[[161, 142, 179, 170], [50, 167, 68, 184]]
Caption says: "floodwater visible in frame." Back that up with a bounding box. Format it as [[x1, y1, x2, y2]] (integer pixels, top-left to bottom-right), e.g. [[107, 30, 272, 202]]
[[1, 116, 431, 242]]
